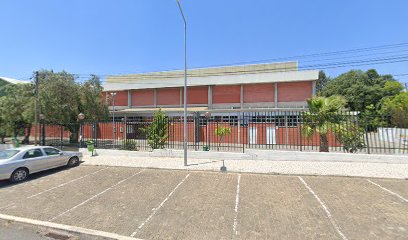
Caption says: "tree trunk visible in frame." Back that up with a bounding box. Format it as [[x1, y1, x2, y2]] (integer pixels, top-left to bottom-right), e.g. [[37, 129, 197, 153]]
[[319, 134, 329, 152], [22, 125, 31, 144], [0, 136, 5, 144]]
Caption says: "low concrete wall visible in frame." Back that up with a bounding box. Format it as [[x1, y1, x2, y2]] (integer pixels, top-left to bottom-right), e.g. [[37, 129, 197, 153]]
[[79, 148, 408, 164]]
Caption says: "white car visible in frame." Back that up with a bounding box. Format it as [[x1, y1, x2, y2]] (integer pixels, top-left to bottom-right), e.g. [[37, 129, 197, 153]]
[[0, 146, 83, 183]]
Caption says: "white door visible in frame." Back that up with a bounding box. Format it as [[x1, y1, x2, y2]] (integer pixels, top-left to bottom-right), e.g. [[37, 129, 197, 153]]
[[266, 127, 276, 145], [248, 127, 257, 144]]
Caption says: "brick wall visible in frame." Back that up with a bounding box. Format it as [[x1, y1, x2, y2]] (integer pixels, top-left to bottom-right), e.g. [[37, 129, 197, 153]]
[[106, 91, 128, 106], [243, 83, 274, 103], [277, 82, 313, 102], [132, 89, 154, 107], [213, 85, 241, 104], [186, 86, 208, 105], [157, 88, 180, 106]]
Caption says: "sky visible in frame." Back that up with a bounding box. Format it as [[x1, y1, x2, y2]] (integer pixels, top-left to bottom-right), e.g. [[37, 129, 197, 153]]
[[1, 0, 407, 83]]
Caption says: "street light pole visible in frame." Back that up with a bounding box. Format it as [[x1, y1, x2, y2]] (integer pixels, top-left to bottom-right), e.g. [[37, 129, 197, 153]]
[[176, 0, 188, 166]]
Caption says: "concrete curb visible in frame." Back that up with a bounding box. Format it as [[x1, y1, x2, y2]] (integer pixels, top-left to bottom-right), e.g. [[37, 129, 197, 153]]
[[80, 148, 408, 164], [0, 213, 142, 240]]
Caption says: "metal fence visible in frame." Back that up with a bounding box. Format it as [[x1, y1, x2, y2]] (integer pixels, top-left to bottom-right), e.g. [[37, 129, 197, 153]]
[[38, 110, 408, 155]]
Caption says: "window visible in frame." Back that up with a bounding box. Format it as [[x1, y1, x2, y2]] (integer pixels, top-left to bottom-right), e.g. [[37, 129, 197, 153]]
[[43, 148, 61, 156], [23, 149, 44, 159], [0, 150, 20, 159]]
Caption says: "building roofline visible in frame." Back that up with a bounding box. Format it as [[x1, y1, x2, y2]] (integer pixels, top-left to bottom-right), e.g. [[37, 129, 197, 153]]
[[104, 69, 319, 91], [0, 77, 29, 84]]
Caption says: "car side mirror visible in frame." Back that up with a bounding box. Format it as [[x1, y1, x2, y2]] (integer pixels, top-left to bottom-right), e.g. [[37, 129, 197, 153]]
[[59, 152, 63, 155]]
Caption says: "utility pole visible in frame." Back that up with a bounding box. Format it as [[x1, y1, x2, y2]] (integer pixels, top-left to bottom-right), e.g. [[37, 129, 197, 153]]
[[34, 71, 39, 146]]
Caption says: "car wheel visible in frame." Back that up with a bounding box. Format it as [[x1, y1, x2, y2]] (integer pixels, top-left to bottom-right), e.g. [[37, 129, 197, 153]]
[[10, 168, 29, 183], [67, 157, 80, 167]]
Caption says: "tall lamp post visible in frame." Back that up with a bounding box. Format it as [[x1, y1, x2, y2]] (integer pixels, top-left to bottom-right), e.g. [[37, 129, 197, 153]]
[[110, 92, 117, 148], [176, 0, 188, 166], [78, 113, 85, 148]]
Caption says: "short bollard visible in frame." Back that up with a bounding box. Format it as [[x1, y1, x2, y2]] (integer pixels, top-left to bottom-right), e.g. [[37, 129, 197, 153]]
[[220, 160, 227, 172]]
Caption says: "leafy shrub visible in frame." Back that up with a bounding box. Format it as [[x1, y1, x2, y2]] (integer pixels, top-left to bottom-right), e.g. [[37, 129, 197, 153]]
[[142, 109, 168, 150], [121, 139, 139, 151]]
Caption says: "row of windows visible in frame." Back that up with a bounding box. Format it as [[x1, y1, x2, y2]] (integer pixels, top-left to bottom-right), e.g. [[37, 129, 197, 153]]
[[112, 115, 302, 127]]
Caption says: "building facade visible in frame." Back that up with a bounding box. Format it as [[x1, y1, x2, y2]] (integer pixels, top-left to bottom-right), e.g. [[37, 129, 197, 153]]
[[103, 62, 319, 117]]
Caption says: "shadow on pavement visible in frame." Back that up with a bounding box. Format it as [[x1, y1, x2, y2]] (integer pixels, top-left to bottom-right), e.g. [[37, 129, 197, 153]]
[[0, 163, 83, 189]]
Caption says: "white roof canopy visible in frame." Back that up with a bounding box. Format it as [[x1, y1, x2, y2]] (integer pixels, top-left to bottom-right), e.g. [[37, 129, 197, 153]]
[[104, 62, 319, 91]]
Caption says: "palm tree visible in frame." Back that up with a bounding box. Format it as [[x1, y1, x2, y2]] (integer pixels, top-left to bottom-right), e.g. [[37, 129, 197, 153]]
[[301, 96, 346, 152]]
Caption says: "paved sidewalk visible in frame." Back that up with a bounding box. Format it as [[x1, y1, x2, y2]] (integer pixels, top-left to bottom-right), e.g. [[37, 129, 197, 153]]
[[82, 154, 408, 179], [0, 219, 101, 240]]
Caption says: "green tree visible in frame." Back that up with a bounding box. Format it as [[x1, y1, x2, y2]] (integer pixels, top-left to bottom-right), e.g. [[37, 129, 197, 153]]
[[321, 69, 403, 112], [215, 126, 232, 151], [0, 78, 10, 96], [316, 71, 330, 94], [0, 83, 34, 143], [79, 75, 109, 122], [143, 109, 169, 149], [37, 71, 80, 124], [0, 78, 9, 142], [333, 122, 365, 153], [301, 96, 346, 152], [380, 91, 408, 127], [37, 70, 108, 142], [0, 71, 108, 144]]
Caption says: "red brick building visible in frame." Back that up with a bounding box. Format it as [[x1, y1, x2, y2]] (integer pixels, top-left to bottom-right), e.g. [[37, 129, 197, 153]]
[[96, 62, 325, 146], [102, 61, 318, 117]]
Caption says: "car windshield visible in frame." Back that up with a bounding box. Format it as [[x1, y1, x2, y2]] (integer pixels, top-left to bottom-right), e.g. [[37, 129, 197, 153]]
[[0, 150, 20, 159]]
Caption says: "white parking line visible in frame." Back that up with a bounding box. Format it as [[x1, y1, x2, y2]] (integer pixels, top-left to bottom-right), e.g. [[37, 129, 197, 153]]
[[130, 173, 190, 238], [366, 179, 408, 203], [298, 176, 348, 240], [49, 169, 145, 222], [233, 174, 241, 236], [28, 167, 108, 199], [0, 213, 142, 240]]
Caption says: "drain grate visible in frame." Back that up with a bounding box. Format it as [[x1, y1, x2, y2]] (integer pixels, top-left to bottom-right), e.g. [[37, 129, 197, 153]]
[[44, 232, 71, 240]]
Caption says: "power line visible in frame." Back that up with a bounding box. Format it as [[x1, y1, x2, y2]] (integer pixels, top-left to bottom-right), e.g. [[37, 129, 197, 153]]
[[71, 42, 408, 78], [23, 42, 408, 83], [187, 42, 408, 69]]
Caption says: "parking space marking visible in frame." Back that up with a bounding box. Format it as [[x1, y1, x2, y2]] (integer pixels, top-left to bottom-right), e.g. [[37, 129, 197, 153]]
[[130, 173, 190, 238], [49, 169, 145, 222], [27, 167, 108, 199], [367, 179, 408, 203], [0, 213, 142, 240], [298, 176, 348, 240], [233, 174, 241, 236]]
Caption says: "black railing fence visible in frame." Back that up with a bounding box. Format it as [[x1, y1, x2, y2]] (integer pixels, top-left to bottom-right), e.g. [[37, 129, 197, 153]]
[[39, 111, 408, 155]]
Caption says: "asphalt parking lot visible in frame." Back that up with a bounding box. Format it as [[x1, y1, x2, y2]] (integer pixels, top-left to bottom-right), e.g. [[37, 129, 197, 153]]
[[0, 165, 407, 240]]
